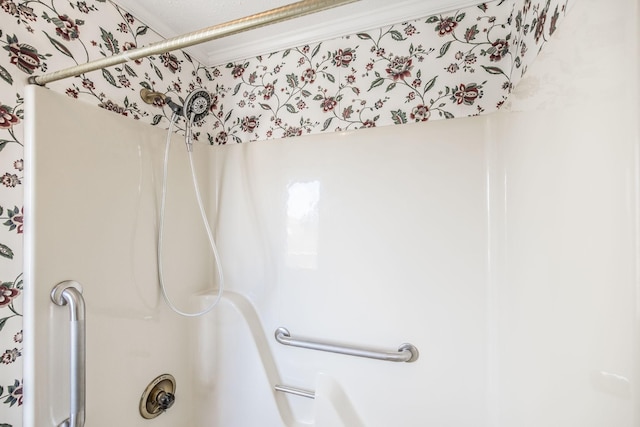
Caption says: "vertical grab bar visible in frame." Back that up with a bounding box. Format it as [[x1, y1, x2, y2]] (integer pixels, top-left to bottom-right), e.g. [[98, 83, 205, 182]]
[[51, 281, 86, 427]]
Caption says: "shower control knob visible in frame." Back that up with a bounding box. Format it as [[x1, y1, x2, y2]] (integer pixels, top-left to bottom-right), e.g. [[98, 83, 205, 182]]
[[156, 390, 175, 411], [140, 374, 177, 419]]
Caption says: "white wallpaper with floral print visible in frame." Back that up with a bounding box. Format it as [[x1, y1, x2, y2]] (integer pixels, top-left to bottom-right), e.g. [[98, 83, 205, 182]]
[[0, 0, 569, 425], [206, 0, 570, 143]]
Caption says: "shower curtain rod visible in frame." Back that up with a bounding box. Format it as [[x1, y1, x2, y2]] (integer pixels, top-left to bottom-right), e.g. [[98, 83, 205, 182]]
[[27, 0, 359, 86]]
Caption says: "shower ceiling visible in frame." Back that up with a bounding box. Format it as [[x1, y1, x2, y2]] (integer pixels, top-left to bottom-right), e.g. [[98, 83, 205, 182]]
[[112, 0, 482, 66]]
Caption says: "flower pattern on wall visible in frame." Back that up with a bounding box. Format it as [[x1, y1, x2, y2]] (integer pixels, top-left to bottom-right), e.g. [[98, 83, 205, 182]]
[[203, 0, 569, 143], [0, 0, 570, 425], [0, 274, 22, 419]]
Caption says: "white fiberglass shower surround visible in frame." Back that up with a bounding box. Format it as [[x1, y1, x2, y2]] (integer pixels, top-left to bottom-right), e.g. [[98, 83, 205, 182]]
[[22, 1, 640, 426]]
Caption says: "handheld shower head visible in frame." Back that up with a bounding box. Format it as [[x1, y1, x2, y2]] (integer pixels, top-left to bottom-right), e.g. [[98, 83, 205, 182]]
[[182, 89, 211, 152], [183, 89, 211, 123]]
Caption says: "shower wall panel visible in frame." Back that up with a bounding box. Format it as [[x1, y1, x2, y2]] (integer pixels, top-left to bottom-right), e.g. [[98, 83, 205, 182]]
[[23, 85, 212, 427], [205, 118, 490, 426], [485, 106, 639, 427]]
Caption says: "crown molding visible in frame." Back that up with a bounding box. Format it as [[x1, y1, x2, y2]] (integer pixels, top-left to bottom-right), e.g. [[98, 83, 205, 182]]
[[113, 0, 485, 66]]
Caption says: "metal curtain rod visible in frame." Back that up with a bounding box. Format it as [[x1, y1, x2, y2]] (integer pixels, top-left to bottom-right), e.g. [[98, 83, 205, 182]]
[[28, 0, 359, 86]]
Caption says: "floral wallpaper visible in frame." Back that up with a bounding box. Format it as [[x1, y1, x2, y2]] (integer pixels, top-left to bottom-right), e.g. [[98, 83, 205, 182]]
[[205, 0, 570, 143], [0, 0, 569, 425]]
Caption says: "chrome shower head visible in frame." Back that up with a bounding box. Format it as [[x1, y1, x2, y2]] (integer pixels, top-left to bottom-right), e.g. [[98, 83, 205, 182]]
[[183, 88, 211, 123]]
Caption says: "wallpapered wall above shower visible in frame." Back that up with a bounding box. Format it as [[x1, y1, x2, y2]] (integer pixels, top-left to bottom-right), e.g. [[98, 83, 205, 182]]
[[0, 0, 569, 425]]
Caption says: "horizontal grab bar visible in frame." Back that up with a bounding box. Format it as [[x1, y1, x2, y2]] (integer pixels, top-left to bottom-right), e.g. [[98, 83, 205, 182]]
[[274, 327, 419, 363], [51, 281, 86, 427], [274, 384, 315, 399]]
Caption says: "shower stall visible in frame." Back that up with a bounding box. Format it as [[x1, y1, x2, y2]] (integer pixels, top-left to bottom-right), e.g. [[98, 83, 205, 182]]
[[22, 0, 640, 425], [24, 72, 640, 425]]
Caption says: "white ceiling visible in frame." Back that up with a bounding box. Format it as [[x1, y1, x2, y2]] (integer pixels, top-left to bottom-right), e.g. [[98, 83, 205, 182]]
[[113, 0, 483, 66]]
